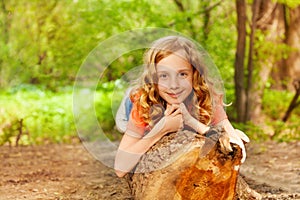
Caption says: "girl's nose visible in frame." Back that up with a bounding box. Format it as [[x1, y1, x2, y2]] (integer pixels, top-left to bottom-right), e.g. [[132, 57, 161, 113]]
[[169, 76, 180, 90]]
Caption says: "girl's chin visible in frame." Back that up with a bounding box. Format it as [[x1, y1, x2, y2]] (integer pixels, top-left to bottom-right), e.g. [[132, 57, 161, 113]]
[[165, 99, 184, 105]]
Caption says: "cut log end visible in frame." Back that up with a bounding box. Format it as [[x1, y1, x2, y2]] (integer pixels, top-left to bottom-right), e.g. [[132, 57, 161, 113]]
[[125, 129, 261, 200]]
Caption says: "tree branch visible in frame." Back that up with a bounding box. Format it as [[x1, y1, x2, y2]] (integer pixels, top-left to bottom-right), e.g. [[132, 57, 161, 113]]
[[195, 0, 223, 15], [173, 0, 184, 12], [282, 79, 300, 122]]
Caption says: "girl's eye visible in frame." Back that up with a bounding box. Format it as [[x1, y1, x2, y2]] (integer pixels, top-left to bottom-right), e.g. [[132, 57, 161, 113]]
[[179, 72, 188, 78], [158, 73, 168, 79]]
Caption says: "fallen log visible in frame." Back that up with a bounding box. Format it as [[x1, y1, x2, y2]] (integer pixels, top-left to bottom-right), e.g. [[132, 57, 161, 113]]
[[125, 128, 261, 200]]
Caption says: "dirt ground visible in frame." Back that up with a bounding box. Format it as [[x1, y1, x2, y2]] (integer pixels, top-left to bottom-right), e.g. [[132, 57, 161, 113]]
[[0, 140, 299, 200]]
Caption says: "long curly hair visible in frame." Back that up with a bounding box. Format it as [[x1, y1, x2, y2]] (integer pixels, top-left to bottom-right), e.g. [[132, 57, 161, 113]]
[[130, 36, 213, 128]]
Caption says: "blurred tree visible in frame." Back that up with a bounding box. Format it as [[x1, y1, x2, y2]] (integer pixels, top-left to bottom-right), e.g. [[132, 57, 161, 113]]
[[0, 0, 12, 87], [0, 0, 237, 90], [234, 0, 247, 122], [271, 4, 300, 90], [234, 0, 300, 123]]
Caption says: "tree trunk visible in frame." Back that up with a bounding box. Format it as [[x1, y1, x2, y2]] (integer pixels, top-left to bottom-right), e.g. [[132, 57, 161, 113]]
[[245, 0, 261, 122], [234, 0, 247, 123], [249, 1, 286, 123], [234, 0, 297, 123], [126, 129, 261, 200], [283, 5, 300, 90], [270, 5, 300, 91]]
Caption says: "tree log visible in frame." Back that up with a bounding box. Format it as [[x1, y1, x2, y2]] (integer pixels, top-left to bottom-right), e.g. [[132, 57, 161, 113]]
[[125, 128, 261, 200]]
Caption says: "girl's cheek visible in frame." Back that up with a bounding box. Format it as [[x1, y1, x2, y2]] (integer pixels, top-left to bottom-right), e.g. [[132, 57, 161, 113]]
[[179, 79, 192, 88], [157, 81, 169, 89]]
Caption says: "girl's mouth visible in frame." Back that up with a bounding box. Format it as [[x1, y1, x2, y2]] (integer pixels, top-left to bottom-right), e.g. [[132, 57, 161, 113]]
[[167, 91, 183, 98]]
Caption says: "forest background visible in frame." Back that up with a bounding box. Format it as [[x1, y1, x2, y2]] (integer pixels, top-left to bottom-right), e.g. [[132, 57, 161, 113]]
[[0, 0, 299, 146]]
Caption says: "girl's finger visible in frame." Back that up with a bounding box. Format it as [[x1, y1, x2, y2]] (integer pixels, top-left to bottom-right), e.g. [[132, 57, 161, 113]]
[[179, 103, 188, 114], [164, 104, 172, 115], [179, 116, 184, 130], [235, 129, 250, 143], [219, 135, 233, 152], [170, 107, 182, 116], [165, 104, 179, 115]]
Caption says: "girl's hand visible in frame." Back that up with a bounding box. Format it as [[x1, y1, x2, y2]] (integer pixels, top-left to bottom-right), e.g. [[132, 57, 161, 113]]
[[143, 104, 182, 140], [178, 103, 194, 127], [162, 104, 183, 133], [164, 104, 180, 116], [218, 119, 250, 163], [179, 103, 209, 134]]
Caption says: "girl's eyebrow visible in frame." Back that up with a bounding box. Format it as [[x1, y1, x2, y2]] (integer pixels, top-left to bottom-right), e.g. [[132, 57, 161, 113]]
[[156, 70, 169, 73], [157, 69, 191, 74], [157, 67, 192, 72], [178, 68, 192, 72]]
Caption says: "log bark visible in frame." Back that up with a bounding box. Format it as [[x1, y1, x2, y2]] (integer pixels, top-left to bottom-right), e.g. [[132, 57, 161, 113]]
[[125, 128, 261, 200]]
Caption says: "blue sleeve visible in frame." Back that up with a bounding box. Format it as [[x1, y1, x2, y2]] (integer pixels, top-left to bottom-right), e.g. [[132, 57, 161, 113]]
[[125, 97, 133, 121]]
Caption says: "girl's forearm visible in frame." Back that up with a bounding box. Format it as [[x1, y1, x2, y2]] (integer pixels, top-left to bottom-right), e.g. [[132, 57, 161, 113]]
[[115, 136, 161, 177], [115, 149, 143, 177], [115, 119, 168, 177], [188, 117, 210, 134]]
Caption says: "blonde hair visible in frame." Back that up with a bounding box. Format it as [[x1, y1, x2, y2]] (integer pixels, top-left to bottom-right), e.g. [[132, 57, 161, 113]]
[[130, 36, 212, 128]]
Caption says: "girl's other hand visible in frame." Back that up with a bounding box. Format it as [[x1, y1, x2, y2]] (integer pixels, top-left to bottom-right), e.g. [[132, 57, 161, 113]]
[[163, 104, 183, 133], [179, 103, 194, 126], [179, 103, 209, 134], [218, 119, 250, 163], [164, 104, 180, 116]]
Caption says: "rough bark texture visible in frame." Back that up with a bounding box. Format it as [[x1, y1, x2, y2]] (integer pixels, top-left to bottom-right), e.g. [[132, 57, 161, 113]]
[[126, 129, 261, 200]]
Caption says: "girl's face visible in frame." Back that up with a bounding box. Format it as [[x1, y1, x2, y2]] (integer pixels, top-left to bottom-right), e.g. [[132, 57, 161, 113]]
[[156, 53, 193, 105]]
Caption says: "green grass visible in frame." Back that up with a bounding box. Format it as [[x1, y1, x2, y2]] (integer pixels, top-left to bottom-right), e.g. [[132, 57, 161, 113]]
[[262, 89, 300, 142], [0, 83, 123, 145], [0, 85, 75, 145], [0, 84, 299, 145], [232, 89, 300, 142]]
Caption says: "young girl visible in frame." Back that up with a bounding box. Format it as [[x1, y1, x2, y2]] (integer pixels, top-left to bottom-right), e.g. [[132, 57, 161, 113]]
[[114, 36, 249, 177]]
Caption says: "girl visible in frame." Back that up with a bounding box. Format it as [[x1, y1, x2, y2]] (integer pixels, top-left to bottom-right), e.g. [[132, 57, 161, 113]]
[[114, 36, 249, 177]]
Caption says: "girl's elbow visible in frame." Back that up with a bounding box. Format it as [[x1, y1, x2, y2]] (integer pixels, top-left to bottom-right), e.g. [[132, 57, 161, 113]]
[[114, 158, 129, 178], [115, 169, 127, 178]]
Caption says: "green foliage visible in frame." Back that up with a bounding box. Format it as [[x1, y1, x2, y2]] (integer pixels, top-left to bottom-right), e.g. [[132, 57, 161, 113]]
[[255, 30, 293, 63], [1, 86, 298, 145], [0, 83, 125, 145], [0, 85, 76, 145], [94, 81, 124, 140], [0, 1, 298, 144], [275, 0, 300, 8], [0, 0, 237, 90], [262, 89, 300, 142], [231, 121, 269, 142], [231, 89, 300, 142], [203, 1, 237, 89]]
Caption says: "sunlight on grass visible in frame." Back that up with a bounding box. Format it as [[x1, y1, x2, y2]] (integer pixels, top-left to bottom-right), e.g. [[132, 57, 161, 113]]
[[0, 84, 123, 145], [0, 85, 299, 145]]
